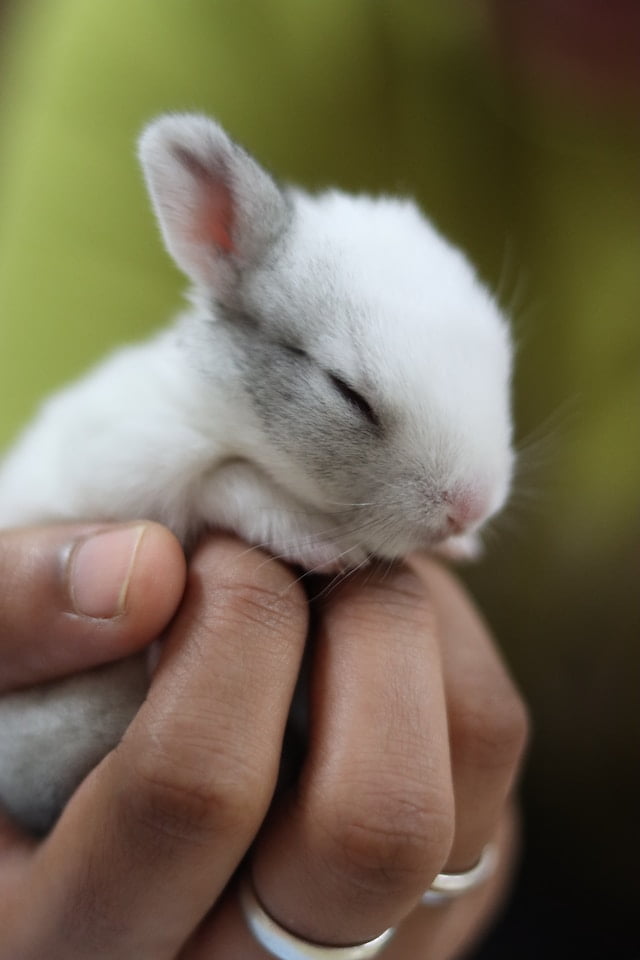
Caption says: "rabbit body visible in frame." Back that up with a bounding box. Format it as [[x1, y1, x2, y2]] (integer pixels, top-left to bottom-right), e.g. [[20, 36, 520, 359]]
[[0, 115, 514, 831]]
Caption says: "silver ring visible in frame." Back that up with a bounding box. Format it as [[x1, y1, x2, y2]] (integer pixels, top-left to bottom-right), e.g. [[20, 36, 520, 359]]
[[421, 843, 498, 905], [240, 875, 395, 959]]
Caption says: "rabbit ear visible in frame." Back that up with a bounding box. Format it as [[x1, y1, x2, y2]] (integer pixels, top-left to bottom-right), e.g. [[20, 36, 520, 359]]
[[139, 114, 290, 296]]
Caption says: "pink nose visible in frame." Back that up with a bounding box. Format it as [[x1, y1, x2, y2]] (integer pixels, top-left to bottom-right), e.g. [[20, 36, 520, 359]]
[[443, 489, 488, 534]]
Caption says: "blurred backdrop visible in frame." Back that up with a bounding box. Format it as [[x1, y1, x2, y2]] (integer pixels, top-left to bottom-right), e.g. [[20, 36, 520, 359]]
[[0, 2, 638, 956]]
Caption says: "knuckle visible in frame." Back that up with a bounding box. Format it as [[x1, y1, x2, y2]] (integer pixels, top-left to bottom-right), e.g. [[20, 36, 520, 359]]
[[451, 687, 530, 773], [320, 785, 454, 896], [123, 739, 268, 847]]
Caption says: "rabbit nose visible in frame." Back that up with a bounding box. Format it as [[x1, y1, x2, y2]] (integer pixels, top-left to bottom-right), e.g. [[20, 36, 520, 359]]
[[442, 489, 488, 534]]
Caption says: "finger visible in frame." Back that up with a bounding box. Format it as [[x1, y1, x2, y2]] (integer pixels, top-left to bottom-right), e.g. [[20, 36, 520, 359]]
[[377, 802, 519, 960], [409, 554, 529, 872], [0, 522, 187, 691], [182, 806, 519, 960], [247, 565, 455, 947], [20, 538, 307, 959]]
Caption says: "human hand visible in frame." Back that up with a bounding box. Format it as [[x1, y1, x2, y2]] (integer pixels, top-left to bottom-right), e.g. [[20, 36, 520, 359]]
[[0, 527, 308, 958], [184, 552, 528, 960], [0, 528, 527, 959]]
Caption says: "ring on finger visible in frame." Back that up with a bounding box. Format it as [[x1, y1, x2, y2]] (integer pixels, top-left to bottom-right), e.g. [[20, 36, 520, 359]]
[[421, 843, 498, 905], [240, 875, 395, 959]]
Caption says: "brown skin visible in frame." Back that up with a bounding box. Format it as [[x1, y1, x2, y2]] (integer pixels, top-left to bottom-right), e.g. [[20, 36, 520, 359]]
[[0, 526, 528, 959]]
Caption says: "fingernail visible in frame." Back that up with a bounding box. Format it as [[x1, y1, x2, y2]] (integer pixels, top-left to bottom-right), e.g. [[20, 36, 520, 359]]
[[67, 525, 147, 619]]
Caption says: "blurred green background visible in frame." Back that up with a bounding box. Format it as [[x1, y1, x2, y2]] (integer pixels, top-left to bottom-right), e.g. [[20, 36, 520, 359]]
[[0, 1, 638, 955]]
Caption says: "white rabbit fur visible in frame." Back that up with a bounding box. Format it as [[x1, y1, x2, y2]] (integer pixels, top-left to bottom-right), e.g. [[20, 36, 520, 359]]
[[0, 114, 514, 831]]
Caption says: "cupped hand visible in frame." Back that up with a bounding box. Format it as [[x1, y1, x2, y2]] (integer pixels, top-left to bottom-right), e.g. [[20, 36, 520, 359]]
[[184, 553, 528, 960], [0, 525, 528, 960]]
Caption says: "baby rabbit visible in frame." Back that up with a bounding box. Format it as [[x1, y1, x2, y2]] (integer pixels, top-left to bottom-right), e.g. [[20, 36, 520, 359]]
[[0, 114, 514, 831]]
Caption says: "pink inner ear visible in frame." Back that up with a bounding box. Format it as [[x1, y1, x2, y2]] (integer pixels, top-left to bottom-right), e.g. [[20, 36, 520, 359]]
[[200, 178, 234, 253], [173, 145, 235, 254]]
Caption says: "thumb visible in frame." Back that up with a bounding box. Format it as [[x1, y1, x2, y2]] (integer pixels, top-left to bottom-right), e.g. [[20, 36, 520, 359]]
[[0, 522, 186, 692]]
